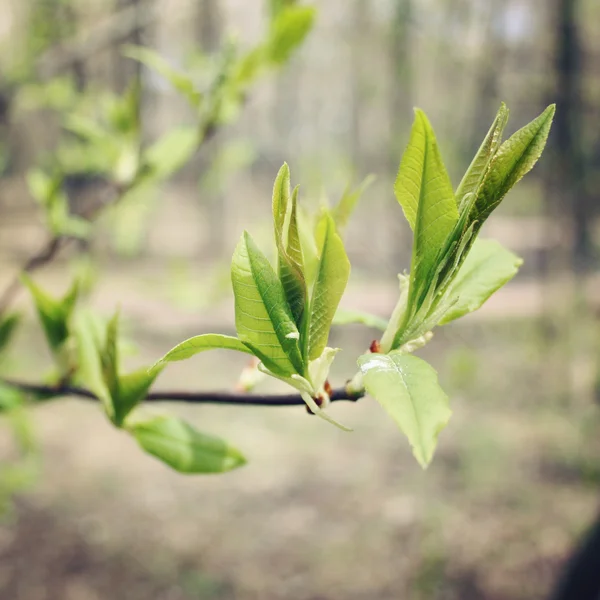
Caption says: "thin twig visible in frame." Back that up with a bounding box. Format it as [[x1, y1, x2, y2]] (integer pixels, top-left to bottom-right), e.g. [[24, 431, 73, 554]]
[[0, 378, 365, 407]]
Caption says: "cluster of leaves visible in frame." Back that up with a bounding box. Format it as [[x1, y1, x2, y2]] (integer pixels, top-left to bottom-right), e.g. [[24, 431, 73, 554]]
[[158, 102, 555, 469], [15, 276, 245, 474], [12, 3, 316, 255], [157, 163, 351, 428], [0, 3, 556, 476], [355, 103, 555, 467]]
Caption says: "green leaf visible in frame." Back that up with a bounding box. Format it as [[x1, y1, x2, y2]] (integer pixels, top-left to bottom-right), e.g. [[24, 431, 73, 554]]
[[267, 6, 316, 65], [231, 231, 303, 376], [143, 127, 198, 181], [332, 174, 375, 232], [307, 213, 350, 360], [332, 308, 388, 332], [455, 103, 509, 209], [358, 352, 451, 468], [127, 414, 246, 474], [0, 313, 21, 355], [21, 274, 78, 352], [113, 365, 163, 426], [272, 164, 306, 325], [155, 334, 253, 365], [473, 104, 555, 223], [73, 311, 112, 417], [122, 45, 203, 108], [396, 110, 458, 311], [439, 239, 522, 324]]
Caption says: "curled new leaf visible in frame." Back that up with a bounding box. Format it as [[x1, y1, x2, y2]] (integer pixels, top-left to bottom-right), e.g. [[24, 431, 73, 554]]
[[472, 104, 555, 224]]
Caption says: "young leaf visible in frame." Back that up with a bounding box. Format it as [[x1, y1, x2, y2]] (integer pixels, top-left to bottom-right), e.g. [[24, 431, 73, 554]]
[[122, 45, 203, 108], [332, 174, 375, 232], [143, 127, 199, 181], [455, 103, 509, 209], [267, 6, 316, 65], [73, 311, 112, 416], [0, 313, 20, 355], [156, 334, 253, 365], [358, 351, 451, 468], [395, 110, 458, 312], [308, 213, 350, 360], [439, 239, 522, 324], [21, 275, 78, 352], [127, 414, 246, 474], [231, 231, 303, 376], [332, 308, 388, 332], [272, 164, 306, 325], [473, 104, 555, 223], [113, 364, 163, 426]]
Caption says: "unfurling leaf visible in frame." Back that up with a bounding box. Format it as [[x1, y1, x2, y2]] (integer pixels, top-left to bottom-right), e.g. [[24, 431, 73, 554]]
[[472, 104, 555, 224], [455, 103, 509, 209], [439, 239, 522, 324], [127, 414, 246, 474], [358, 352, 451, 468], [308, 213, 350, 360], [231, 231, 303, 376], [272, 164, 306, 325], [156, 334, 253, 365]]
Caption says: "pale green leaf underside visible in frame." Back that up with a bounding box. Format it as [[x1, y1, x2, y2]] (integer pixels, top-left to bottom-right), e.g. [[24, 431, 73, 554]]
[[156, 334, 253, 365], [129, 414, 246, 474], [231, 231, 302, 376], [308, 214, 350, 360], [333, 308, 388, 332], [439, 239, 522, 324], [358, 351, 451, 468]]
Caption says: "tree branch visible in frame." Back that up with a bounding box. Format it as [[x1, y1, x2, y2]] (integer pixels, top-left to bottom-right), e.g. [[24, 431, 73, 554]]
[[0, 378, 365, 407]]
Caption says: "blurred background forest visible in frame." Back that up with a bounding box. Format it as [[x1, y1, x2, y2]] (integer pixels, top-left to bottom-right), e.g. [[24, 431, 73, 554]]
[[1, 0, 600, 599]]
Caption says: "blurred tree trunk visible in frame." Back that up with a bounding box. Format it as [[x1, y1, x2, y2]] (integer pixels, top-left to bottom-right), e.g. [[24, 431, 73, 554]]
[[113, 0, 143, 92], [553, 0, 591, 271], [467, 1, 506, 160]]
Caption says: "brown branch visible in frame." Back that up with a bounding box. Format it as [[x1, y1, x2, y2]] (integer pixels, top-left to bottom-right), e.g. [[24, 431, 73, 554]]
[[0, 378, 365, 407], [0, 237, 67, 315]]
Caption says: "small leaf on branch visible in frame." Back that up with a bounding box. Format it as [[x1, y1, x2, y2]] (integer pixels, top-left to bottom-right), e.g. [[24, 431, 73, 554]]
[[127, 414, 246, 474], [358, 351, 451, 468]]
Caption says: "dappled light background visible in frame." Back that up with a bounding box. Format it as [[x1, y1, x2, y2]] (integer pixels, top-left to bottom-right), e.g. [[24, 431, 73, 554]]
[[1, 1, 600, 599]]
